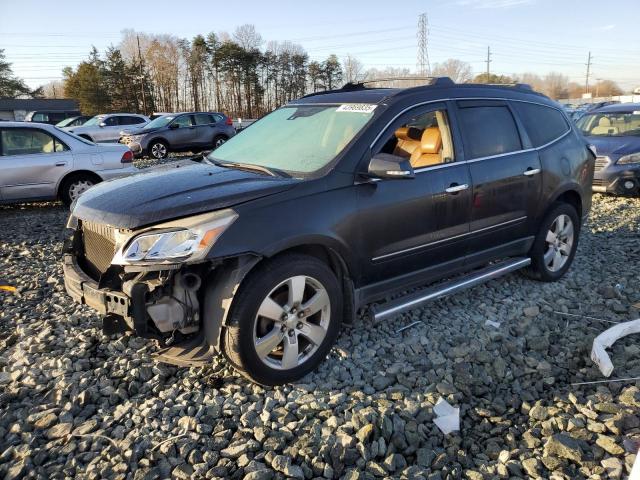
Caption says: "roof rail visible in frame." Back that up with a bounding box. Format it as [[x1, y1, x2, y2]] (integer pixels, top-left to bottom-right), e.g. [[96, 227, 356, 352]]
[[482, 83, 533, 91], [342, 76, 455, 90]]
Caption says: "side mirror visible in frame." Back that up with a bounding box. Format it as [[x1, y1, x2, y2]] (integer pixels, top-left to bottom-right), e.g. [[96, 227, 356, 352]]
[[366, 153, 415, 180], [169, 123, 179, 129], [99, 122, 106, 128]]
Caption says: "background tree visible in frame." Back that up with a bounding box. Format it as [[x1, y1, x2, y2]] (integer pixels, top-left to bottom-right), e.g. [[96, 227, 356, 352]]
[[342, 54, 364, 84], [323, 54, 342, 90], [473, 72, 514, 84], [432, 59, 473, 83], [0, 49, 42, 98]]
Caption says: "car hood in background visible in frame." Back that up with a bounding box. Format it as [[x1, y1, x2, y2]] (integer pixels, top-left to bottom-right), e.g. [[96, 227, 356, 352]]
[[586, 135, 640, 158], [72, 161, 296, 229], [120, 126, 149, 135]]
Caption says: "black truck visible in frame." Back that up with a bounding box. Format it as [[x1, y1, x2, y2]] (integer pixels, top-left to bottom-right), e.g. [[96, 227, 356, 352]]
[[63, 77, 595, 385]]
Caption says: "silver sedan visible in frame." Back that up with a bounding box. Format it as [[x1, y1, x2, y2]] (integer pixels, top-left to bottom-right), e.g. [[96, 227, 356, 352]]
[[0, 122, 139, 205]]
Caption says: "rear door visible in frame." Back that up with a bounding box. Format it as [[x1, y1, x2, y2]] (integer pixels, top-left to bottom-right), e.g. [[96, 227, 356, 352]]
[[454, 100, 542, 254], [0, 127, 73, 201], [193, 113, 216, 146], [356, 102, 472, 287]]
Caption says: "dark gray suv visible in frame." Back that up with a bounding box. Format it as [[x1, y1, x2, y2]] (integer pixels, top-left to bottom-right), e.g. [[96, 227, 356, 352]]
[[119, 112, 236, 159]]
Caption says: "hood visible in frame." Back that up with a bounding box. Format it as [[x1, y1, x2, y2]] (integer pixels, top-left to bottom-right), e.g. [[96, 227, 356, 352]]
[[72, 161, 296, 229], [586, 135, 640, 158], [120, 126, 149, 135]]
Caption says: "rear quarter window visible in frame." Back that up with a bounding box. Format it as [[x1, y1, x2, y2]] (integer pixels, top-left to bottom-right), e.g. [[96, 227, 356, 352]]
[[512, 102, 569, 147]]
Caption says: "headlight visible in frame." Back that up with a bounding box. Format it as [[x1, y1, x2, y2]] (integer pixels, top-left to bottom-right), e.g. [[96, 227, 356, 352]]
[[617, 153, 640, 165], [112, 209, 238, 265]]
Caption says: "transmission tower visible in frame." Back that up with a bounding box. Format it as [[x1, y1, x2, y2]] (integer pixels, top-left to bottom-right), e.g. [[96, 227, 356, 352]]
[[417, 13, 430, 76]]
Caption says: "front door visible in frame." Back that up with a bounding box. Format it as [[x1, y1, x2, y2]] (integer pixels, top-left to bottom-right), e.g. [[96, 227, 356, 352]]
[[356, 103, 472, 289], [454, 100, 542, 253], [0, 127, 73, 201], [168, 114, 198, 148]]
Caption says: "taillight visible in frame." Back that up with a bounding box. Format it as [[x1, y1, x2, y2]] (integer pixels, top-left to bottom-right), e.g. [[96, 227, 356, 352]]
[[225, 117, 233, 126], [121, 150, 133, 163]]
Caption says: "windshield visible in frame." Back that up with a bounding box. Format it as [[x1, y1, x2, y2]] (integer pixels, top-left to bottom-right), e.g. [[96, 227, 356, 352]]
[[145, 115, 175, 129], [207, 104, 376, 176], [83, 115, 106, 127], [54, 126, 95, 145], [577, 112, 640, 137], [56, 117, 80, 128]]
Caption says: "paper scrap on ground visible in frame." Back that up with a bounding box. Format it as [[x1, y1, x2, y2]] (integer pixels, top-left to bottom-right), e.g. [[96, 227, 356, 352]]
[[590, 318, 640, 377], [0, 285, 17, 292], [433, 398, 460, 434], [485, 320, 501, 328]]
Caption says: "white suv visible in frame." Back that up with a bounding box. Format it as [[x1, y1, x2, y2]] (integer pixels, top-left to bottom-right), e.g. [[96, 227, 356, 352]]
[[65, 113, 149, 143]]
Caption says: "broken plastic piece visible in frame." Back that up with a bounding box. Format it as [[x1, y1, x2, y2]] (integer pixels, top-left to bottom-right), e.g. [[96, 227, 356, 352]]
[[590, 318, 640, 377], [485, 320, 501, 328], [433, 398, 460, 434], [0, 285, 16, 292]]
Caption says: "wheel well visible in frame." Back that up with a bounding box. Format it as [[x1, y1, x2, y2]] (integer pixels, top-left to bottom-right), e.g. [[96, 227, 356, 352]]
[[58, 170, 102, 197], [148, 137, 169, 147], [555, 190, 582, 218]]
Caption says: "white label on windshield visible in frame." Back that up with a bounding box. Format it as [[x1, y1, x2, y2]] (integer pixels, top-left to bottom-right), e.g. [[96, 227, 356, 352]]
[[336, 104, 377, 113], [634, 111, 640, 115]]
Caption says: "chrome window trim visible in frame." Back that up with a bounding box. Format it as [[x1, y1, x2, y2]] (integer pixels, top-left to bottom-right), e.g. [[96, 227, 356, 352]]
[[372, 216, 527, 261]]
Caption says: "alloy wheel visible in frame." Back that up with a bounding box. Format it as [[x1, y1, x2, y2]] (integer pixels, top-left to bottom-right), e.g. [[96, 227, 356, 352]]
[[151, 143, 167, 159], [544, 214, 574, 272], [252, 275, 331, 370], [214, 137, 226, 148]]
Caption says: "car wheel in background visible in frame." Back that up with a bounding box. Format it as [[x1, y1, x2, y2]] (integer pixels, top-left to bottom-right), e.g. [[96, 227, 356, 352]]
[[149, 140, 169, 160], [212, 135, 228, 150], [222, 254, 342, 386], [60, 174, 99, 206], [523, 202, 580, 282]]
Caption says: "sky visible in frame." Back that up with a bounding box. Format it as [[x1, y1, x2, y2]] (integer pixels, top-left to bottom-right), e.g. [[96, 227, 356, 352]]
[[1, 0, 639, 91]]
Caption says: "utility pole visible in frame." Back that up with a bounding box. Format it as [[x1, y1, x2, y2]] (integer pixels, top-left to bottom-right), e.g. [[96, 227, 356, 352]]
[[417, 13, 430, 77], [485, 46, 492, 82], [585, 51, 592, 96], [137, 35, 147, 114]]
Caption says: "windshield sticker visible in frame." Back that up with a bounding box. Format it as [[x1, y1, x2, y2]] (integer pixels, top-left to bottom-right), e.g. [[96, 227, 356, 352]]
[[634, 111, 640, 115], [336, 104, 377, 113]]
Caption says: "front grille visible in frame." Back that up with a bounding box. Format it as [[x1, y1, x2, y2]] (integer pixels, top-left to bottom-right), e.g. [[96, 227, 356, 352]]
[[595, 156, 610, 171], [82, 221, 116, 277]]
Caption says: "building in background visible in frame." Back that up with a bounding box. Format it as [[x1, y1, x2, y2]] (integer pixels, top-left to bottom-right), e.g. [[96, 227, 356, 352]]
[[0, 98, 79, 121]]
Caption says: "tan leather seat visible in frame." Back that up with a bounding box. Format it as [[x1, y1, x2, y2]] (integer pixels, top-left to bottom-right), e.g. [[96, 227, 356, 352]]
[[393, 127, 421, 157], [591, 117, 619, 135], [410, 127, 443, 168]]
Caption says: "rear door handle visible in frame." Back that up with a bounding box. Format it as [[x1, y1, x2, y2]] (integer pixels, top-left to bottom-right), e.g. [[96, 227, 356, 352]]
[[523, 168, 541, 176], [55, 162, 67, 167], [445, 183, 469, 193]]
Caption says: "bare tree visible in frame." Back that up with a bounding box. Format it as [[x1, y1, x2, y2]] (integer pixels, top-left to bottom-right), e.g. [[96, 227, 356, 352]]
[[542, 72, 569, 99], [342, 54, 364, 84], [431, 59, 473, 83], [233, 24, 263, 50], [41, 80, 66, 98]]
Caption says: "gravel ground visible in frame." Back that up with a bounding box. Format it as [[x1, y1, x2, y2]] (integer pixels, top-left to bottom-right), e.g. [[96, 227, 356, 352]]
[[0, 186, 639, 479]]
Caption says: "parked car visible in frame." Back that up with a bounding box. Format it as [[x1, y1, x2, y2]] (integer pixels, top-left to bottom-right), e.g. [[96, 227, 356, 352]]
[[24, 110, 81, 125], [577, 103, 640, 196], [119, 112, 235, 159], [65, 113, 149, 142], [55, 115, 94, 128], [63, 78, 594, 385], [0, 122, 138, 205]]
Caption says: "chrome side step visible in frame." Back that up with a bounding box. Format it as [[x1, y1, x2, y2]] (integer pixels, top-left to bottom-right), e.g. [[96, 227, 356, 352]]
[[370, 257, 531, 323]]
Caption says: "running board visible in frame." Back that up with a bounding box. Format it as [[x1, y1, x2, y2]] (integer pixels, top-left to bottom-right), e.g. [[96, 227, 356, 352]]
[[370, 257, 531, 323], [153, 333, 214, 367]]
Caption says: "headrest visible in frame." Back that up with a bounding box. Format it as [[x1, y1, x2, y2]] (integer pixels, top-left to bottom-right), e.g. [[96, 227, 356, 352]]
[[395, 127, 410, 141], [598, 117, 611, 127], [407, 126, 422, 140], [420, 127, 442, 154]]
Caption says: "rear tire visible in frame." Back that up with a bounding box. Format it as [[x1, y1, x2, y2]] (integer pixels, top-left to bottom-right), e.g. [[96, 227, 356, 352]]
[[60, 173, 98, 206], [221, 254, 342, 386], [148, 140, 169, 160], [522, 202, 580, 282], [212, 135, 228, 150]]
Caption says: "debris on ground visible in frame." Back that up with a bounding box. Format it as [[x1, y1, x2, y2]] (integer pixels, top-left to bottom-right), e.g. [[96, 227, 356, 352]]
[[432, 398, 460, 434], [591, 318, 640, 377]]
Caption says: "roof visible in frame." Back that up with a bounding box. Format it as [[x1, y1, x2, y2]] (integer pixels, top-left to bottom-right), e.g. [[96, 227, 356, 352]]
[[0, 98, 79, 111], [590, 103, 640, 114], [0, 121, 56, 128]]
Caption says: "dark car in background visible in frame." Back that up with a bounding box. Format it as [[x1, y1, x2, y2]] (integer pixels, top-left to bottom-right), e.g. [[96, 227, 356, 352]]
[[55, 115, 94, 128], [119, 112, 236, 159], [63, 78, 594, 385], [577, 103, 640, 196], [24, 110, 81, 125]]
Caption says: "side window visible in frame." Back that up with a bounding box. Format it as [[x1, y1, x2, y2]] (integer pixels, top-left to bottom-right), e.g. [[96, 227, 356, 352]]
[[130, 116, 147, 124], [194, 114, 212, 126], [512, 102, 569, 147], [457, 105, 522, 159], [103, 116, 119, 127], [1, 129, 68, 156], [33, 113, 48, 122], [49, 112, 66, 123], [173, 115, 193, 128], [376, 109, 455, 169], [212, 114, 224, 123]]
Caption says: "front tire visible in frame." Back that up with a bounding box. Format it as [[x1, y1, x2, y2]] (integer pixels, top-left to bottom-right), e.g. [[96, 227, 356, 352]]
[[148, 140, 169, 160], [523, 202, 580, 282], [222, 254, 342, 386]]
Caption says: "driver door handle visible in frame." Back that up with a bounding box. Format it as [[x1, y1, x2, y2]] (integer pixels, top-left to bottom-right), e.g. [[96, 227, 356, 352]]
[[55, 161, 67, 167], [445, 183, 469, 193], [523, 168, 541, 176]]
